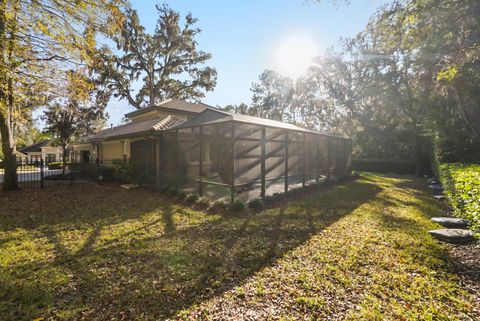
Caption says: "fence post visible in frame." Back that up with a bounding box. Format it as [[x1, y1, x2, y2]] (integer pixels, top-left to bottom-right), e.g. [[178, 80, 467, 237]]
[[315, 136, 320, 183], [199, 126, 203, 197], [326, 137, 331, 182], [261, 126, 266, 200], [284, 130, 289, 193], [302, 132, 306, 188], [231, 122, 236, 204], [96, 158, 100, 182], [40, 159, 44, 189]]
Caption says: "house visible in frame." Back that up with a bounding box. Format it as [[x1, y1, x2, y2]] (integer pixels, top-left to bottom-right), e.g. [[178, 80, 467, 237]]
[[18, 140, 64, 163], [72, 99, 213, 164], [70, 98, 352, 202]]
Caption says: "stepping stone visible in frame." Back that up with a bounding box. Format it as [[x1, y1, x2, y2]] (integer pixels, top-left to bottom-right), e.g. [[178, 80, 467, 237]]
[[433, 195, 446, 200], [429, 229, 474, 243], [120, 183, 139, 190], [431, 217, 470, 229], [427, 178, 439, 184], [428, 184, 443, 190]]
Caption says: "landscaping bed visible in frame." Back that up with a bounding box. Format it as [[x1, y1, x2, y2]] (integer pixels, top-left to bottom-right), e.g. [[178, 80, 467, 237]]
[[438, 163, 480, 233], [0, 174, 478, 320]]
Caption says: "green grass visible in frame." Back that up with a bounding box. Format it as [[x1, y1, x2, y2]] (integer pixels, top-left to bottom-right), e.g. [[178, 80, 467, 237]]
[[0, 174, 476, 320]]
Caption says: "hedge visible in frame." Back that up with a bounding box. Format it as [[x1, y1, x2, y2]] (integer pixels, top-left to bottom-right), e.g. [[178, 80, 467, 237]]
[[352, 159, 416, 175], [438, 163, 480, 232], [48, 162, 65, 170]]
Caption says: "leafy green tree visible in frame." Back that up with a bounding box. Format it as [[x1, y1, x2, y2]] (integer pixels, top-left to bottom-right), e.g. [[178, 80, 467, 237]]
[[98, 4, 217, 109], [221, 103, 253, 115], [250, 70, 295, 122], [0, 0, 125, 190], [43, 70, 108, 172], [16, 124, 51, 149]]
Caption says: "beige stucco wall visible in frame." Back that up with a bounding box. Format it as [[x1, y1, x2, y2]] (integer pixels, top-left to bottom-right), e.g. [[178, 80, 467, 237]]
[[100, 141, 124, 161], [73, 138, 149, 162], [71, 106, 192, 162], [100, 139, 144, 161]]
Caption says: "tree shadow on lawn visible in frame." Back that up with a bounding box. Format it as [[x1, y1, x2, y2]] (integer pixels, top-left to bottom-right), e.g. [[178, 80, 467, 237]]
[[1, 180, 382, 320], [375, 176, 472, 278]]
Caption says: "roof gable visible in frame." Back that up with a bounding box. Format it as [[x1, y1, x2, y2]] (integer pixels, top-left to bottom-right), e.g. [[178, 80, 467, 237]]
[[84, 115, 184, 142], [18, 140, 51, 153], [124, 99, 215, 119]]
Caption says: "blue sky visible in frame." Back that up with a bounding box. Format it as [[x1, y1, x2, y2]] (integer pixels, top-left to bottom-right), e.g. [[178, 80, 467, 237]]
[[104, 0, 386, 126]]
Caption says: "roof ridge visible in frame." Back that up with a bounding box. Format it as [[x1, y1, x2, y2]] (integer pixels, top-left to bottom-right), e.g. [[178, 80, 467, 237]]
[[153, 115, 183, 131], [18, 139, 52, 153]]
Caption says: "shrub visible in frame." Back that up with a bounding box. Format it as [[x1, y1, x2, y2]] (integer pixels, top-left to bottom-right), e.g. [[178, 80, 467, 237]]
[[263, 195, 275, 206], [248, 199, 263, 211], [185, 193, 199, 204], [228, 200, 247, 213], [47, 162, 65, 170], [208, 200, 227, 214], [98, 166, 116, 181], [352, 159, 417, 175], [167, 188, 179, 197], [438, 163, 480, 232], [196, 196, 210, 209], [176, 191, 188, 201]]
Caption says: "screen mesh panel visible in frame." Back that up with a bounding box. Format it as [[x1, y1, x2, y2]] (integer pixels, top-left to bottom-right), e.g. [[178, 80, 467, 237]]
[[160, 119, 352, 201]]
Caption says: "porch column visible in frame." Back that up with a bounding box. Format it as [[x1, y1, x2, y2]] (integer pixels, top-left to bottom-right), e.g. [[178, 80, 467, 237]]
[[155, 134, 163, 189], [121, 139, 128, 162]]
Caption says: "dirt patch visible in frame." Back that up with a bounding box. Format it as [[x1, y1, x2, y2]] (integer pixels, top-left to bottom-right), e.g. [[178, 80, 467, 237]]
[[448, 241, 480, 316]]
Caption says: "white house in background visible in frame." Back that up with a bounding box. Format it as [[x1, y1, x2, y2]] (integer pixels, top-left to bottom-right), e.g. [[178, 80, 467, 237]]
[[18, 140, 64, 163]]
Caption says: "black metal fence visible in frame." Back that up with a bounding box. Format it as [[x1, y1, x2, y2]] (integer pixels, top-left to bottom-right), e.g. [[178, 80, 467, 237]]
[[1, 159, 152, 190]]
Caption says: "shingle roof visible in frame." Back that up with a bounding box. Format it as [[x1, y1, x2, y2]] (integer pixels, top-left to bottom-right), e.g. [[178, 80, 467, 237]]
[[124, 99, 214, 118], [85, 115, 184, 142], [170, 109, 347, 138], [19, 140, 51, 153]]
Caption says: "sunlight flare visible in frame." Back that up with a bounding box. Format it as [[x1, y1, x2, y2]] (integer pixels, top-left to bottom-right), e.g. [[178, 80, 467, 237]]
[[275, 33, 318, 79]]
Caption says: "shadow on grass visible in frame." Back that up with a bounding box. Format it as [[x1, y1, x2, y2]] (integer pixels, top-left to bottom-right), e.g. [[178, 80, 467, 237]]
[[1, 180, 382, 320]]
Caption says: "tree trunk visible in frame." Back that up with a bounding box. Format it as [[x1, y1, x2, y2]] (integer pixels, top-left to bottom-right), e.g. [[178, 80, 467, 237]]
[[0, 0, 19, 191], [62, 144, 69, 175], [0, 113, 19, 191], [414, 133, 431, 177], [455, 88, 480, 139]]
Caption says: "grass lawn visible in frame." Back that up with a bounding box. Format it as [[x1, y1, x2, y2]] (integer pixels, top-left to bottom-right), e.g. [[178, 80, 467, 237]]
[[0, 174, 477, 320]]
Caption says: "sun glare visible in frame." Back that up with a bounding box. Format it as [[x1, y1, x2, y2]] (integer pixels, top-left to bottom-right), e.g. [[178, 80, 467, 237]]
[[275, 33, 318, 79]]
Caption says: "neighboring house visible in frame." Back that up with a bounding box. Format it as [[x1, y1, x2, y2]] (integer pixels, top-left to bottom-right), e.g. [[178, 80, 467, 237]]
[[18, 140, 64, 163], [72, 99, 213, 164]]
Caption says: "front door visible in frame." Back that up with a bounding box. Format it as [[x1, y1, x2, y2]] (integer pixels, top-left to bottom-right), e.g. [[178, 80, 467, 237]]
[[80, 151, 91, 164]]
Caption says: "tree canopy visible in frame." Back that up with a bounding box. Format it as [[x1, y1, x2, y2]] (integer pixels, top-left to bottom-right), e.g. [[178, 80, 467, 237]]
[[0, 0, 126, 190], [98, 4, 217, 109], [238, 0, 480, 173]]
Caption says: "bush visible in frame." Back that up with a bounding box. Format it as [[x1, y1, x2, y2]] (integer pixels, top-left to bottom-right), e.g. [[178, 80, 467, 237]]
[[176, 191, 188, 201], [438, 163, 480, 232], [248, 199, 263, 211], [48, 162, 65, 170], [98, 166, 116, 181], [196, 196, 210, 209], [352, 159, 417, 175], [208, 200, 227, 214], [185, 193, 199, 204], [228, 200, 247, 213], [167, 188, 179, 197]]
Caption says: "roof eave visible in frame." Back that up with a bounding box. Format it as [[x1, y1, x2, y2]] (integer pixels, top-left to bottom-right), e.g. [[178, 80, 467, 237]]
[[125, 107, 200, 119]]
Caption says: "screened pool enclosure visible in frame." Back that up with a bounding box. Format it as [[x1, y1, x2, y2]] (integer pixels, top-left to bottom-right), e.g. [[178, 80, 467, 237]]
[[152, 109, 352, 202]]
